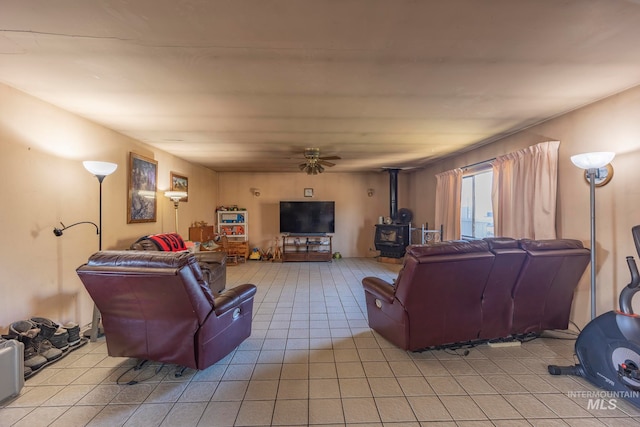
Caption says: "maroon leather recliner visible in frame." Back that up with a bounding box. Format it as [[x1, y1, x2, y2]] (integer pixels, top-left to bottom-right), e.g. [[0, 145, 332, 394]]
[[512, 238, 592, 334], [479, 237, 527, 339], [77, 250, 256, 370], [362, 238, 590, 351], [363, 240, 495, 351]]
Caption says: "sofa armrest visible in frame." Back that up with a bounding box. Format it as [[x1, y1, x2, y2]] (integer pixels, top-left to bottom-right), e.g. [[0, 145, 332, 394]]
[[362, 277, 395, 303], [193, 251, 227, 294], [194, 251, 227, 266], [214, 284, 257, 316]]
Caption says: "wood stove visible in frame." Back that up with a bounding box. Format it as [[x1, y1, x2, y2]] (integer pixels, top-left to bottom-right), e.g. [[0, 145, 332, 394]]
[[374, 223, 410, 258], [374, 169, 411, 258]]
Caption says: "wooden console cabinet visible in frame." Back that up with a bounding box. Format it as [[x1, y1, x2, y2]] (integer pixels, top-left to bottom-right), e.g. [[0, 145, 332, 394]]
[[189, 225, 216, 243], [282, 235, 332, 262]]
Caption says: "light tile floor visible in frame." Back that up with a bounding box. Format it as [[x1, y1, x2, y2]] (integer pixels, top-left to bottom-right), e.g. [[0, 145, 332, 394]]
[[2, 258, 640, 426]]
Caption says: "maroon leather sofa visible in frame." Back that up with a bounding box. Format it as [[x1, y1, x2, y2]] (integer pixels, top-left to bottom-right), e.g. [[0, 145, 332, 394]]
[[130, 232, 227, 294], [77, 251, 256, 370], [362, 238, 590, 351]]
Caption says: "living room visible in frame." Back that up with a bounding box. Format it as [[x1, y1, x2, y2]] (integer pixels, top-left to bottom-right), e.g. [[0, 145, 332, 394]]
[[3, 1, 640, 335], [6, 1, 640, 425], [3, 80, 640, 423], [3, 79, 640, 335]]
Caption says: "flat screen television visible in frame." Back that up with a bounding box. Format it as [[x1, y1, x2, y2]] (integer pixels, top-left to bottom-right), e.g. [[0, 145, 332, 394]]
[[279, 201, 335, 234]]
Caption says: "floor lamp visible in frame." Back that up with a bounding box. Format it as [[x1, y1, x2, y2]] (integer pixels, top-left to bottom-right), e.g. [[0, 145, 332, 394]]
[[571, 152, 615, 320], [83, 161, 118, 341], [164, 191, 188, 233]]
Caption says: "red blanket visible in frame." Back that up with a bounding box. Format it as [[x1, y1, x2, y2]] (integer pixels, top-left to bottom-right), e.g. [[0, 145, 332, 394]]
[[146, 233, 187, 252]]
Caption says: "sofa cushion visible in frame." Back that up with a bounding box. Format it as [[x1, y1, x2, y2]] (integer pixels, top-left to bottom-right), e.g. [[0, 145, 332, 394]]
[[484, 237, 520, 250], [88, 249, 193, 269], [406, 239, 489, 258], [519, 238, 585, 251]]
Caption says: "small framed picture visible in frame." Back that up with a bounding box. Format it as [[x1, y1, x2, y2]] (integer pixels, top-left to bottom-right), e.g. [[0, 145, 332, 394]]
[[170, 172, 188, 202], [304, 188, 314, 197]]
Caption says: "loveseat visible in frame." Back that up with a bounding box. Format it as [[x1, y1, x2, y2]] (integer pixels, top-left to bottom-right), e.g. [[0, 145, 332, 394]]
[[130, 233, 226, 294], [77, 251, 256, 370], [362, 237, 590, 351]]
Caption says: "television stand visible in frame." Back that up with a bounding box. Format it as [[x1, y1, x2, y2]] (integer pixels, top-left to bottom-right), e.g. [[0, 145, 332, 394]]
[[281, 235, 333, 262]]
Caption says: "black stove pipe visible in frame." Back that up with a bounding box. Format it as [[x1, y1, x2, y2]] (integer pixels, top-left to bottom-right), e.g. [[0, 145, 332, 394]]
[[388, 168, 399, 221]]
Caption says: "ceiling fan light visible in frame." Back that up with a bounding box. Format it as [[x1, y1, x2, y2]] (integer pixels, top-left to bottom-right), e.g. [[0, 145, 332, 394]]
[[297, 148, 340, 173], [305, 147, 320, 159]]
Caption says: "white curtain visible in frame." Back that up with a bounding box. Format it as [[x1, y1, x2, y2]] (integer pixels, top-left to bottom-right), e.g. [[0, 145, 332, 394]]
[[491, 141, 560, 239], [435, 168, 463, 240]]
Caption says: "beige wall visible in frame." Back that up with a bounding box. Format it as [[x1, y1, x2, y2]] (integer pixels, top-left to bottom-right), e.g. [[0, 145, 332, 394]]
[[411, 85, 640, 327], [0, 84, 219, 333], [216, 171, 411, 258]]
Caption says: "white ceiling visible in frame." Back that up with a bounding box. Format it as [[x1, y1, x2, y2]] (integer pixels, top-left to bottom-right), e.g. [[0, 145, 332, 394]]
[[2, 0, 640, 173]]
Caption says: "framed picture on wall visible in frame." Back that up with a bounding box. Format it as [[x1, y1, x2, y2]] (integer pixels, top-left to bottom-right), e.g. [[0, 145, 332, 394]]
[[170, 172, 188, 202], [128, 152, 158, 223]]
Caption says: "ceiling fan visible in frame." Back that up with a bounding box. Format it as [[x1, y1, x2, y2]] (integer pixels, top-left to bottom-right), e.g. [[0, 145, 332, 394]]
[[298, 148, 341, 175]]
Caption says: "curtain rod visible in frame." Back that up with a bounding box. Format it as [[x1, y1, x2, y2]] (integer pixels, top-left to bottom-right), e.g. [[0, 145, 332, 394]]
[[463, 157, 496, 170]]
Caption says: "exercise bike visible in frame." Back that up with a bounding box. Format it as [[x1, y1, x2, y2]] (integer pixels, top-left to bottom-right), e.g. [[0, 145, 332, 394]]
[[548, 225, 640, 407]]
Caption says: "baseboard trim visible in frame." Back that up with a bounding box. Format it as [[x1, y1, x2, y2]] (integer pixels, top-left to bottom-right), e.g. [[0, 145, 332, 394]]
[[487, 340, 522, 348], [377, 256, 403, 264]]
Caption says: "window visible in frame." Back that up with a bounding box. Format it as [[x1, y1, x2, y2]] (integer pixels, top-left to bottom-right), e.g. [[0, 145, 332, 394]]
[[461, 168, 494, 239]]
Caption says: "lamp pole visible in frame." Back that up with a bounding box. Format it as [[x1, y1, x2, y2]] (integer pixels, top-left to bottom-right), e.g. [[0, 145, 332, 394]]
[[96, 174, 105, 251], [587, 167, 597, 320], [172, 199, 179, 233], [570, 152, 615, 321], [89, 174, 105, 342], [82, 161, 118, 341], [164, 191, 188, 234]]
